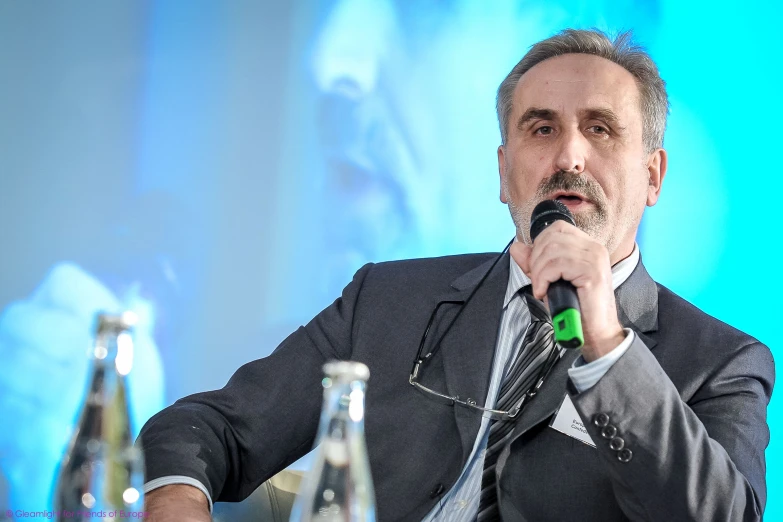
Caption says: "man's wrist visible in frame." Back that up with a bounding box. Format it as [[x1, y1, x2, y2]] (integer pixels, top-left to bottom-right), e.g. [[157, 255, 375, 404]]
[[145, 484, 211, 522], [569, 329, 634, 392], [581, 328, 626, 362]]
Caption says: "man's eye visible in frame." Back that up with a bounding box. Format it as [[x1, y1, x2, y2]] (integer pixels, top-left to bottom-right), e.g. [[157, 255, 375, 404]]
[[590, 125, 608, 134], [535, 126, 553, 135]]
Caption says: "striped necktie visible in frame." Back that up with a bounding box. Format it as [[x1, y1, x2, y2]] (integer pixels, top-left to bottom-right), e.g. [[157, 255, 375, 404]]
[[477, 290, 559, 521]]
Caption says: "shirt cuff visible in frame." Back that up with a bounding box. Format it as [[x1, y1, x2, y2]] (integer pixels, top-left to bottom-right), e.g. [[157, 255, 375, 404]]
[[568, 328, 635, 393], [143, 475, 214, 513]]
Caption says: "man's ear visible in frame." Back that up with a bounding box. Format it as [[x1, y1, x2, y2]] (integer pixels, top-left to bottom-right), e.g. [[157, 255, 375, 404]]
[[498, 145, 508, 203], [646, 147, 667, 207]]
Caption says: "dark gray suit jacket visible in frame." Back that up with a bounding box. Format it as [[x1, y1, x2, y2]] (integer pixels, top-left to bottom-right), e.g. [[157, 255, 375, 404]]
[[139, 253, 774, 521]]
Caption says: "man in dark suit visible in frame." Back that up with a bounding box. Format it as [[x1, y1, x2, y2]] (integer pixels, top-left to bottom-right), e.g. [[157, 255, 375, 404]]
[[140, 29, 774, 521]]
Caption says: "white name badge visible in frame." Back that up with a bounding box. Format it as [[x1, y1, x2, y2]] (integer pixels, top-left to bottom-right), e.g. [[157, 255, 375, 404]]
[[549, 394, 596, 447]]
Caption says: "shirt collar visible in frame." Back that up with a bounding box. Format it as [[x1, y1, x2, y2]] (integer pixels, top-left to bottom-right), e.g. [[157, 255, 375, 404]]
[[503, 242, 641, 308]]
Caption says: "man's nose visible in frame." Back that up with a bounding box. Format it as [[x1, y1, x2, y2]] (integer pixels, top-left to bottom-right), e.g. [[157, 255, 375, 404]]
[[553, 128, 587, 174], [311, 0, 397, 98]]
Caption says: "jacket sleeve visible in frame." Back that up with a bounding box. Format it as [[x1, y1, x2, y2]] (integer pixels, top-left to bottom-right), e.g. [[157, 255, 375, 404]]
[[136, 262, 374, 503], [570, 336, 774, 521]]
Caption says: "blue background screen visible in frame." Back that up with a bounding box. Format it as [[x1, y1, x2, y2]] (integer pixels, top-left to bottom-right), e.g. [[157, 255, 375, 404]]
[[0, 0, 779, 518]]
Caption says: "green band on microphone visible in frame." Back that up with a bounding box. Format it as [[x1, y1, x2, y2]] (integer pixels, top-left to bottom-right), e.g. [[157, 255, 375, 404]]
[[552, 308, 584, 349]]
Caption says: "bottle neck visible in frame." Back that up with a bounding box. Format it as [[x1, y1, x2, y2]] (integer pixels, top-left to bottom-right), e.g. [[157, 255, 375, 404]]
[[93, 328, 134, 375], [82, 328, 134, 437], [313, 376, 366, 473], [319, 377, 367, 438]]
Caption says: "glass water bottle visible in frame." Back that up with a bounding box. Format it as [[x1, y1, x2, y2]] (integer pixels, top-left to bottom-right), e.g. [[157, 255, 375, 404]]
[[290, 361, 376, 522], [54, 312, 145, 521]]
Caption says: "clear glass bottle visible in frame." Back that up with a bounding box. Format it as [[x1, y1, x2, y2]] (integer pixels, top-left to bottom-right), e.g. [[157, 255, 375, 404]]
[[290, 361, 376, 522], [54, 312, 145, 521]]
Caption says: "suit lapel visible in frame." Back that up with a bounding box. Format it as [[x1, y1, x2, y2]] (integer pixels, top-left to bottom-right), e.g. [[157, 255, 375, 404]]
[[614, 255, 659, 349], [430, 254, 509, 463]]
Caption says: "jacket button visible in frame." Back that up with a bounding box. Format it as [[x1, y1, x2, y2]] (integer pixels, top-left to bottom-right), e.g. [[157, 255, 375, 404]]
[[601, 425, 618, 439], [609, 437, 625, 451], [618, 448, 633, 463], [429, 483, 445, 498], [593, 413, 610, 427]]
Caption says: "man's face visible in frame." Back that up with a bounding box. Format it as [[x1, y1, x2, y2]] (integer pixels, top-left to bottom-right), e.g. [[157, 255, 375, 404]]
[[498, 53, 664, 258]]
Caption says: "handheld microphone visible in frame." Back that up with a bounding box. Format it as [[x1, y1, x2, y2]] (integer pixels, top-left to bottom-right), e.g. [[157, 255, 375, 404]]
[[529, 200, 584, 349]]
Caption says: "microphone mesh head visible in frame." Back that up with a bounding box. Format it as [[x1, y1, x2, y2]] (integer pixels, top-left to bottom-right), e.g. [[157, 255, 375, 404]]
[[530, 200, 575, 241]]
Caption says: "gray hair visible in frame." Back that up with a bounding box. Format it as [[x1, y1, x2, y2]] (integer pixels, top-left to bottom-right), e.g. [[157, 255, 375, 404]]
[[496, 29, 669, 152]]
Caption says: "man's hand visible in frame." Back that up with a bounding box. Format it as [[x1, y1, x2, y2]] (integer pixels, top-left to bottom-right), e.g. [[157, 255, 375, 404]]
[[510, 221, 625, 362], [146, 484, 211, 522]]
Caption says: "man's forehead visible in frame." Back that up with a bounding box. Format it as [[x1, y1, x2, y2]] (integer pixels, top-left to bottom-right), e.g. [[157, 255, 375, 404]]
[[513, 53, 641, 114]]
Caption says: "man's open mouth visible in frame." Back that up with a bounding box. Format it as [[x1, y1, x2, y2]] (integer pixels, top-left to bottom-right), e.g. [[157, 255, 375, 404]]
[[553, 193, 587, 205]]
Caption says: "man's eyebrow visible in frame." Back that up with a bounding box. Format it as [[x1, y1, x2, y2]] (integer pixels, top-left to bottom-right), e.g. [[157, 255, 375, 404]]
[[516, 108, 556, 130], [582, 107, 626, 130]]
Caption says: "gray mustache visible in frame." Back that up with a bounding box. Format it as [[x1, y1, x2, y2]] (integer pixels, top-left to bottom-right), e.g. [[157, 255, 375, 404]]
[[537, 171, 603, 203]]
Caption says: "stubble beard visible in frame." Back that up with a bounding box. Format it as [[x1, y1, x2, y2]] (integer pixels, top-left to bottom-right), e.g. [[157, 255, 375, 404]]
[[505, 170, 611, 247]]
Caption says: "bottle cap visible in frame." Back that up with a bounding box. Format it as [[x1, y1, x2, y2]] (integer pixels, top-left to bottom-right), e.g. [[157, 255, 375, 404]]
[[323, 360, 370, 381], [96, 312, 138, 334]]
